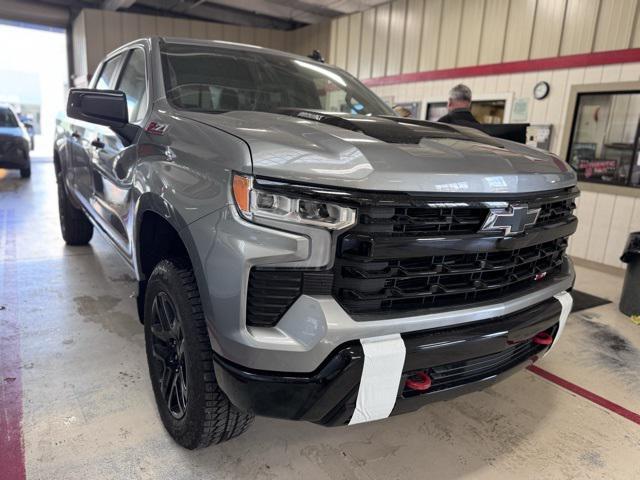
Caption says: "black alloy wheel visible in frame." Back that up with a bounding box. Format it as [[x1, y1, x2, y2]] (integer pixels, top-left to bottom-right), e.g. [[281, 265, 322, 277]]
[[144, 259, 254, 449], [149, 291, 188, 419]]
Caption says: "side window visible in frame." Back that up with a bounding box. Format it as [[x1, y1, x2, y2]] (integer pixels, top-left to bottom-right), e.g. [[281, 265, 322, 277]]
[[116, 49, 148, 124], [95, 55, 122, 90]]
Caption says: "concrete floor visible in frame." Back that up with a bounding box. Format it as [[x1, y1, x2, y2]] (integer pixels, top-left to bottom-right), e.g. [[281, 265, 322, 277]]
[[1, 158, 640, 480]]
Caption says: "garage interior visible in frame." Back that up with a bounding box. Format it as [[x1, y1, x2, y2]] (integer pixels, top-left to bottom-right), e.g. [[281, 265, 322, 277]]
[[1, 0, 640, 479]]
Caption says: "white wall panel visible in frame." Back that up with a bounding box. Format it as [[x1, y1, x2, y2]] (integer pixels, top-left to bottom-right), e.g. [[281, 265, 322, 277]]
[[502, 0, 536, 62], [479, 0, 509, 64], [206, 22, 223, 40], [347, 13, 362, 75], [457, 0, 485, 67], [121, 12, 139, 44], [402, 0, 424, 74], [189, 20, 206, 39], [359, 8, 376, 79], [372, 4, 391, 77], [595, 0, 637, 51], [586, 194, 617, 263], [138, 14, 157, 38], [418, 0, 443, 71], [335, 15, 350, 69], [437, 0, 462, 69], [387, 0, 407, 76], [530, 0, 567, 59], [571, 191, 597, 259], [173, 18, 190, 37], [561, 0, 600, 56]]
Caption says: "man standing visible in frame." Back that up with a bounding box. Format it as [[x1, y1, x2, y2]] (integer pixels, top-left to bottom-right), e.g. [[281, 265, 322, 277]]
[[438, 84, 480, 127]]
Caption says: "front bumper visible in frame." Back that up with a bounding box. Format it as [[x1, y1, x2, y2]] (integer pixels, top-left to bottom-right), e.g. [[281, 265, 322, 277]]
[[188, 205, 575, 373], [213, 295, 565, 425]]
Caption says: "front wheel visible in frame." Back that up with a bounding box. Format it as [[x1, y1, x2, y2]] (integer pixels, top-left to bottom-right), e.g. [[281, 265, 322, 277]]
[[56, 171, 93, 245], [144, 259, 253, 449], [20, 167, 31, 178]]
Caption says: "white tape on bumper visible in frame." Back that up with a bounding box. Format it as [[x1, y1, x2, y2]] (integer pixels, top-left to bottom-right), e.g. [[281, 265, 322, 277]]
[[349, 333, 406, 425], [548, 291, 573, 354]]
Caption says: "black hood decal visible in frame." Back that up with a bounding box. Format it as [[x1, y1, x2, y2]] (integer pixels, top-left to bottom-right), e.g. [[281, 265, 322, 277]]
[[279, 109, 504, 147]]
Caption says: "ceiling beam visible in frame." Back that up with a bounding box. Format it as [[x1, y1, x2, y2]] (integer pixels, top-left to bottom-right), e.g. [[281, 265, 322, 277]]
[[194, 0, 325, 24], [132, 0, 303, 29], [103, 0, 137, 10], [0, 0, 70, 28]]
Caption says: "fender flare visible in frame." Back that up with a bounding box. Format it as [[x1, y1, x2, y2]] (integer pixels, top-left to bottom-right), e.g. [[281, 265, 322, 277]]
[[133, 192, 212, 327]]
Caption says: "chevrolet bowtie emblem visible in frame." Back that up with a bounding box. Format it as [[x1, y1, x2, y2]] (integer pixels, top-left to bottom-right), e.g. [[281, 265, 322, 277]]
[[480, 205, 540, 236]]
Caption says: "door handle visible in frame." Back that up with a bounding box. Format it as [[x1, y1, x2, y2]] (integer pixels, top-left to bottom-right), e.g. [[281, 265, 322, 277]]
[[71, 131, 81, 139], [91, 138, 105, 149]]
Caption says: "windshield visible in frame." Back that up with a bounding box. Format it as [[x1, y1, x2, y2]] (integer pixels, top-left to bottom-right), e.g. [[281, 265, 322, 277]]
[[0, 107, 19, 127], [160, 42, 394, 116]]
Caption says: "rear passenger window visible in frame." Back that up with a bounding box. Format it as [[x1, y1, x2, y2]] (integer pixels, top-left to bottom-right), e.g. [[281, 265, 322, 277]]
[[95, 55, 122, 90], [117, 49, 148, 124]]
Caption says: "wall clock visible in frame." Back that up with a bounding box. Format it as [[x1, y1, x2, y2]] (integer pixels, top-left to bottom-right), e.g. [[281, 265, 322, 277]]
[[534, 81, 550, 100]]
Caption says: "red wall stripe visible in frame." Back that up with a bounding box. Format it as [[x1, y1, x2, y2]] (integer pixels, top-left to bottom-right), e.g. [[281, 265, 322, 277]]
[[362, 49, 640, 87], [527, 365, 640, 426]]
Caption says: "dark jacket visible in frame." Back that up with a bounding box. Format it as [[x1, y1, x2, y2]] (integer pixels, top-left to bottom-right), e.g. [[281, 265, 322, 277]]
[[438, 108, 480, 128]]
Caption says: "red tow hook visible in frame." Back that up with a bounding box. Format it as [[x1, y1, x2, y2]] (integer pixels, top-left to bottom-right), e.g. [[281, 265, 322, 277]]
[[532, 332, 553, 345], [405, 371, 432, 391]]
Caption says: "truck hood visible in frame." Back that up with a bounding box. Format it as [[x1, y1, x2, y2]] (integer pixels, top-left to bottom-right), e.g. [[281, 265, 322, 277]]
[[183, 110, 576, 194]]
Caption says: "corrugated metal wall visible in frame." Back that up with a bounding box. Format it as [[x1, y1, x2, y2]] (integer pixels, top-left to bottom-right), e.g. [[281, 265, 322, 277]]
[[328, 0, 640, 78], [72, 9, 330, 81]]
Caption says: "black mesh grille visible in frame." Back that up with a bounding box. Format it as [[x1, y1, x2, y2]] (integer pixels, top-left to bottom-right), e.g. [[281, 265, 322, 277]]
[[355, 191, 576, 238], [536, 195, 578, 227], [358, 206, 488, 237], [334, 238, 568, 315], [246, 269, 333, 327]]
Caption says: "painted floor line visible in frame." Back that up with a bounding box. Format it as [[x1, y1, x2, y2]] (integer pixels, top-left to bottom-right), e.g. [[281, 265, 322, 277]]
[[0, 209, 26, 480], [527, 365, 640, 426]]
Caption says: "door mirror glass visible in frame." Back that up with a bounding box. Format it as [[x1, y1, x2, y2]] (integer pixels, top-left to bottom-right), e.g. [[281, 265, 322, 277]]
[[67, 88, 129, 128]]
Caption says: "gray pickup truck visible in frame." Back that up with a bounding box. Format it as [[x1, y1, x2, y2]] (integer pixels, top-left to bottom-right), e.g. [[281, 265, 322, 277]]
[[55, 37, 577, 449]]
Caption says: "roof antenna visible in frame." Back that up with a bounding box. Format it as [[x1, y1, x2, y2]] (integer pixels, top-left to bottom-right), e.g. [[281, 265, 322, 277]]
[[308, 50, 325, 63]]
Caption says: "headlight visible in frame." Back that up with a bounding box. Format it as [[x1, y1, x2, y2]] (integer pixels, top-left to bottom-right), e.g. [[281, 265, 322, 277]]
[[232, 173, 356, 230]]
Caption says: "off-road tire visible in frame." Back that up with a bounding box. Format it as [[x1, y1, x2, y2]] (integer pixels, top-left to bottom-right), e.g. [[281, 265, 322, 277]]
[[144, 258, 254, 449], [56, 171, 93, 245], [20, 167, 31, 178]]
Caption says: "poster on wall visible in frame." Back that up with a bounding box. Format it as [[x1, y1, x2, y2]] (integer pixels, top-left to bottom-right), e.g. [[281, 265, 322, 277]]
[[511, 98, 529, 123], [393, 101, 422, 119]]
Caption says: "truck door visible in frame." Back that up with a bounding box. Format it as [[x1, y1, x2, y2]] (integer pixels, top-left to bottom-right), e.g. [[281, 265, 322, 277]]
[[69, 53, 124, 207], [89, 47, 149, 260]]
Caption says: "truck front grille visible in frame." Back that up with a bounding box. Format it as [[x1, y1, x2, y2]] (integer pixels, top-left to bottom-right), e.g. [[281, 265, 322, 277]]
[[334, 238, 568, 315], [245, 186, 578, 326], [332, 188, 577, 319], [356, 192, 576, 237]]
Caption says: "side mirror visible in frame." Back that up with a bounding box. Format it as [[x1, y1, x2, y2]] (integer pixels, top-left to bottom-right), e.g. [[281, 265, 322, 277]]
[[67, 88, 128, 128], [22, 122, 33, 130]]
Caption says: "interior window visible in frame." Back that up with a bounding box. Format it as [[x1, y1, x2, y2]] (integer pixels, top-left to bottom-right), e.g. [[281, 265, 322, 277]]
[[568, 92, 640, 187], [95, 55, 122, 90], [117, 49, 148, 123], [425, 100, 505, 123]]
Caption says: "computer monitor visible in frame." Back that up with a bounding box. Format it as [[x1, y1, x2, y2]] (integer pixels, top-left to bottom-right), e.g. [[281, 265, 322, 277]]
[[479, 123, 529, 144]]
